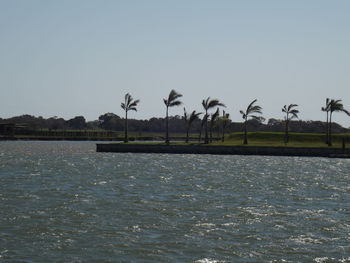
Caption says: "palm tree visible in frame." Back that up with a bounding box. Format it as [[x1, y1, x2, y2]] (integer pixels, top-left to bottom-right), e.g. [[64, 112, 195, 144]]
[[209, 108, 220, 143], [121, 93, 140, 143], [221, 110, 230, 142], [163, 90, 182, 144], [202, 97, 225, 144], [240, 99, 262, 145], [328, 99, 350, 146], [183, 108, 202, 143], [321, 98, 331, 145], [198, 114, 208, 143], [282, 104, 299, 144]]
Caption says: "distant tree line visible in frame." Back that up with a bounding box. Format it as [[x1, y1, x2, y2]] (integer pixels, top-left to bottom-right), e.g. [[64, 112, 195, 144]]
[[1, 113, 348, 135], [0, 115, 92, 131]]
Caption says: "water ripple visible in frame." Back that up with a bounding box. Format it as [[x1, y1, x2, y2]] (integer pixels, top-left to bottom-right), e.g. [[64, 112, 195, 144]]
[[1, 142, 350, 262]]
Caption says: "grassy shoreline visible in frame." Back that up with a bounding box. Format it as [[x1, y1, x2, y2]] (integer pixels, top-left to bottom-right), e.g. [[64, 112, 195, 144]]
[[2, 131, 350, 149], [120, 132, 350, 149]]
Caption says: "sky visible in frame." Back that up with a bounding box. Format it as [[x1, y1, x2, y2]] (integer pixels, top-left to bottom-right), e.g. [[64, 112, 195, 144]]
[[1, 0, 350, 127]]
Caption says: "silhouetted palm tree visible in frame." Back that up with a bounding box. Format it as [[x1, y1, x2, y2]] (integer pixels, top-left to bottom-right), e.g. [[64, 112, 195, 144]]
[[202, 97, 225, 144], [328, 99, 350, 146], [321, 98, 331, 145], [163, 90, 182, 144], [209, 108, 220, 143], [221, 110, 230, 142], [184, 108, 202, 143], [121, 93, 140, 143], [282, 104, 299, 144], [198, 114, 208, 143], [240, 99, 262, 144]]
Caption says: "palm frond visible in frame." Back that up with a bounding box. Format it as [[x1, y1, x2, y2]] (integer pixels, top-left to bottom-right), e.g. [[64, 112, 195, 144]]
[[246, 99, 258, 111], [241, 114, 246, 120], [282, 105, 287, 113], [202, 97, 225, 110], [343, 109, 350, 116], [128, 100, 140, 108], [208, 100, 225, 109], [290, 113, 298, 119], [322, 98, 331, 112], [287, 104, 298, 111], [290, 109, 299, 115], [189, 111, 202, 124], [124, 93, 130, 103], [202, 99, 207, 109], [168, 90, 182, 102], [330, 99, 345, 112], [183, 108, 188, 121], [248, 105, 262, 114], [169, 100, 182, 107], [202, 97, 211, 110], [127, 94, 132, 106]]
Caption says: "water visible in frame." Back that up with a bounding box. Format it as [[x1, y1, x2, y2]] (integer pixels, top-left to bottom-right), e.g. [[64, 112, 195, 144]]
[[1, 141, 350, 262]]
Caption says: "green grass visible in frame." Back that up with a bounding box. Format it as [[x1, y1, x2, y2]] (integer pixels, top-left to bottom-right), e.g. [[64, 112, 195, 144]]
[[124, 131, 350, 148], [212, 132, 350, 148]]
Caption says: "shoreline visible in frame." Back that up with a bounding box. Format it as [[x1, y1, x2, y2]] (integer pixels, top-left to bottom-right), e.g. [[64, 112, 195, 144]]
[[96, 143, 350, 158]]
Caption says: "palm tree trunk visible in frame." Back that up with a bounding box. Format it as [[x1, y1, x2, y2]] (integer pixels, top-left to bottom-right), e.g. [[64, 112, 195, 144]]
[[165, 106, 169, 144], [204, 110, 209, 144], [284, 120, 289, 144], [243, 119, 248, 144], [328, 113, 332, 146], [222, 123, 225, 142], [186, 125, 189, 143], [210, 124, 213, 143], [325, 112, 329, 145], [199, 128, 202, 143], [124, 110, 128, 143]]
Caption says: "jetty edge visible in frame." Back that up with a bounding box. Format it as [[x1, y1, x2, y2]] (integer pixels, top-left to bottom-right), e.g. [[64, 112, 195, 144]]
[[96, 143, 350, 158]]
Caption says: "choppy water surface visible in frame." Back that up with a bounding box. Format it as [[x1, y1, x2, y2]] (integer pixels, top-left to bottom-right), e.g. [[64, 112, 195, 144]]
[[1, 141, 350, 262]]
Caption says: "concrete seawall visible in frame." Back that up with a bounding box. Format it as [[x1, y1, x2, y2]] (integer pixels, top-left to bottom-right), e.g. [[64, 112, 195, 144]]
[[96, 143, 350, 158]]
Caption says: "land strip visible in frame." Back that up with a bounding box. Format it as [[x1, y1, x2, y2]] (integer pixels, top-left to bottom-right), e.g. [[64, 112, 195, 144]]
[[96, 143, 350, 158]]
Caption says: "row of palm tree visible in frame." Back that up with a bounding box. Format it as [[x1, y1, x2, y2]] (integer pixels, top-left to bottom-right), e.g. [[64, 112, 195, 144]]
[[120, 90, 349, 146]]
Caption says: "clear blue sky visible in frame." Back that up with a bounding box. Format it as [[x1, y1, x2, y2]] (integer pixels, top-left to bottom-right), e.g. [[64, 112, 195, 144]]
[[1, 0, 350, 126]]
